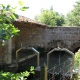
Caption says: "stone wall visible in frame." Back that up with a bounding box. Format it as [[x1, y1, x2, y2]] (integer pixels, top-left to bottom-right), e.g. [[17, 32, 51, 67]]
[[13, 22, 46, 49], [0, 45, 5, 63], [0, 21, 80, 63], [13, 24, 80, 52], [45, 27, 80, 51]]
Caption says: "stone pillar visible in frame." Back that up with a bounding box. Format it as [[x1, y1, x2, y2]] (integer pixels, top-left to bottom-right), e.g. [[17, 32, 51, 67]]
[[4, 39, 12, 64]]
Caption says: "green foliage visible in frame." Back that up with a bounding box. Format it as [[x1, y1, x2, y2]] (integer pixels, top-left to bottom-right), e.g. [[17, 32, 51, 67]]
[[35, 8, 65, 26], [20, 6, 29, 11], [0, 0, 28, 43], [19, 0, 24, 6], [74, 49, 80, 68], [65, 1, 80, 26], [19, 0, 29, 11], [0, 4, 19, 41], [0, 66, 34, 80]]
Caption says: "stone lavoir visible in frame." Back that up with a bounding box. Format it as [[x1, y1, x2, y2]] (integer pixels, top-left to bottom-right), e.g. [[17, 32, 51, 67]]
[[0, 15, 79, 80]]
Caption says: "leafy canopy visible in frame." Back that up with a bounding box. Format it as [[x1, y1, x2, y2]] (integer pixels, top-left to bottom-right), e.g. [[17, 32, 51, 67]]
[[0, 0, 28, 43], [35, 8, 65, 26], [65, 0, 80, 26]]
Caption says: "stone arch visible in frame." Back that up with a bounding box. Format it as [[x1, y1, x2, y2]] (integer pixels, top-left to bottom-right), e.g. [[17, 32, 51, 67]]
[[46, 40, 68, 51], [71, 41, 80, 53], [74, 47, 80, 53]]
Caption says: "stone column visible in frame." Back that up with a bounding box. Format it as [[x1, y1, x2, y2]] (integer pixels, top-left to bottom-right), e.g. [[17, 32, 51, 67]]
[[4, 39, 12, 64]]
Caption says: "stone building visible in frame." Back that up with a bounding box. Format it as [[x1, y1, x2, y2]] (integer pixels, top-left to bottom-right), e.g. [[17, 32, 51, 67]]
[[13, 15, 80, 53], [0, 15, 80, 66]]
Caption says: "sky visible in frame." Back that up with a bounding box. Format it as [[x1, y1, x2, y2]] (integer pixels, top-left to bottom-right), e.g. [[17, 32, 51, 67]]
[[0, 0, 78, 19]]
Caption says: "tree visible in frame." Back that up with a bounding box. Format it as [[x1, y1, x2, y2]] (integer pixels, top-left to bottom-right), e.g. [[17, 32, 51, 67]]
[[0, 0, 28, 44], [0, 0, 28, 64], [0, 4, 19, 42], [65, 1, 80, 26], [35, 9, 65, 26]]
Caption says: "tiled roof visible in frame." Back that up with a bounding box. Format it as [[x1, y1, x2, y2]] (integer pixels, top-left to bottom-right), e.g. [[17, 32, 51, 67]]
[[1, 12, 47, 27], [16, 15, 47, 26]]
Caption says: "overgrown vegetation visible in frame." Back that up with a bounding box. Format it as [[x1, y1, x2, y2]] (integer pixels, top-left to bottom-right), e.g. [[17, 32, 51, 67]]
[[74, 49, 80, 68], [65, 1, 80, 26], [0, 0, 33, 79], [0, 66, 34, 80], [0, 0, 28, 44], [35, 0, 80, 27], [35, 7, 65, 26]]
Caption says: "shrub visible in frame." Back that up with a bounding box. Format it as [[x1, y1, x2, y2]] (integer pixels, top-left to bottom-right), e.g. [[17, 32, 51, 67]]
[[0, 66, 34, 80]]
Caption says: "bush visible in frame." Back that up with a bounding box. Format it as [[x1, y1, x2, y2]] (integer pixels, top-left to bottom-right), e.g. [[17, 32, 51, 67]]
[[0, 66, 34, 80], [74, 49, 80, 68]]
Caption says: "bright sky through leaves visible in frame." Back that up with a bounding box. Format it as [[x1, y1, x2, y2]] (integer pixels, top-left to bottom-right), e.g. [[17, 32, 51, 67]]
[[0, 0, 78, 19]]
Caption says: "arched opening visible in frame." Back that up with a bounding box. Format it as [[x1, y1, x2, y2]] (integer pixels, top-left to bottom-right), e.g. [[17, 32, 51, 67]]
[[15, 47, 40, 72], [71, 41, 80, 53], [49, 51, 65, 58], [47, 48, 74, 73], [74, 47, 80, 53]]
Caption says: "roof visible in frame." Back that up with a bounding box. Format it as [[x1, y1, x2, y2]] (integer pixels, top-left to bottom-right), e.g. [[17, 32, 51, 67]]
[[15, 15, 47, 27], [1, 12, 47, 27]]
